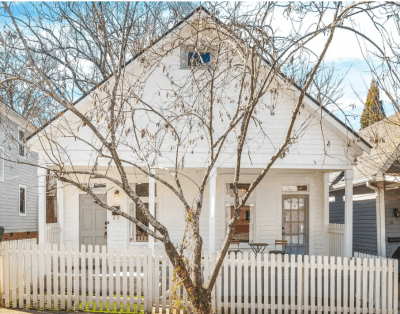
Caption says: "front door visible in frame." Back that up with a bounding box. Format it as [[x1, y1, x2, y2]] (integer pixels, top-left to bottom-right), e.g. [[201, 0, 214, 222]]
[[282, 195, 308, 255], [79, 194, 107, 247]]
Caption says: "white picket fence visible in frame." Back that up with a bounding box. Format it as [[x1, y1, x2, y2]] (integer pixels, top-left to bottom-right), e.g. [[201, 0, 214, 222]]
[[1, 238, 37, 249], [354, 252, 390, 261], [45, 223, 61, 245], [1, 243, 398, 313], [329, 223, 345, 257]]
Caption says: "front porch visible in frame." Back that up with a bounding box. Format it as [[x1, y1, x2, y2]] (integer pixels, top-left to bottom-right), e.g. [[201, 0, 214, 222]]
[[39, 167, 357, 258]]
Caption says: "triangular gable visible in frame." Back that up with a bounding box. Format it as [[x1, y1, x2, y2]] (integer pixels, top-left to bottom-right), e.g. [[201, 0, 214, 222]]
[[27, 6, 371, 155]]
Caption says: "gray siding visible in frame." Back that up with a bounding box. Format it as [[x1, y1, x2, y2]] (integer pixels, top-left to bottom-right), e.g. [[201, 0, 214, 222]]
[[0, 115, 38, 233], [329, 185, 377, 255], [384, 189, 400, 258]]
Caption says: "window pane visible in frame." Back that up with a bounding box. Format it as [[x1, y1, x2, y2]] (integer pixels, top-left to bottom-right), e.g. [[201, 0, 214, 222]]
[[284, 223, 291, 234], [135, 183, 157, 197], [20, 187, 25, 214], [227, 183, 250, 197], [230, 206, 250, 242], [291, 223, 298, 234], [136, 183, 149, 197], [282, 185, 308, 192], [188, 52, 211, 66], [284, 210, 291, 222], [284, 199, 291, 209], [19, 130, 24, 157], [291, 198, 298, 209], [299, 223, 305, 234], [133, 202, 157, 242], [136, 203, 149, 242], [201, 52, 211, 63], [291, 210, 299, 222], [299, 211, 305, 222], [19, 143, 24, 156]]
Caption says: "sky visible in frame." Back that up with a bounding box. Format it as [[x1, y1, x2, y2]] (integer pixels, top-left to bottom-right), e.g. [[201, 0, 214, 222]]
[[265, 3, 399, 131], [2, 2, 397, 132], [316, 28, 396, 131]]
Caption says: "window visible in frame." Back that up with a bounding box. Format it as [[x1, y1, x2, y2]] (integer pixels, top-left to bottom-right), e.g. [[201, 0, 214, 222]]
[[135, 183, 157, 197], [129, 182, 158, 242], [188, 52, 211, 66], [229, 205, 253, 243], [129, 203, 157, 242], [226, 183, 251, 197], [19, 185, 26, 215], [0, 147, 4, 182], [181, 46, 214, 68], [18, 128, 25, 157], [282, 185, 308, 192]]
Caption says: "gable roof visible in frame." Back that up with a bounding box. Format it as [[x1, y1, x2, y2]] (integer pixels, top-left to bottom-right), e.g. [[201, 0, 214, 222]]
[[27, 6, 372, 152], [0, 102, 37, 134], [330, 112, 400, 189]]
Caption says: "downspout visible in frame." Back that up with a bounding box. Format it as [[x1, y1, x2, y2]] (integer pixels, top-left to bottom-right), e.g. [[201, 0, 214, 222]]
[[367, 178, 386, 257]]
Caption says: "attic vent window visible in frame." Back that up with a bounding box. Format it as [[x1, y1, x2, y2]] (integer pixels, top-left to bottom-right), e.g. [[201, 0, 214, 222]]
[[282, 185, 308, 192], [188, 51, 211, 66]]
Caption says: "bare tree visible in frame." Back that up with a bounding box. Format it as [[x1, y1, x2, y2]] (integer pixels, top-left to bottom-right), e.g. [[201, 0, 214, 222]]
[[0, 2, 391, 312]]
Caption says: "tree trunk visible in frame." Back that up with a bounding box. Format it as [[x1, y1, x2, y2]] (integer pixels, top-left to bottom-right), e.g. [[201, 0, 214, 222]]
[[190, 287, 212, 314]]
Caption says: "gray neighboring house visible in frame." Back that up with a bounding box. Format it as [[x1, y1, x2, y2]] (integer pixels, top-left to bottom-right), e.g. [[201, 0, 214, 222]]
[[330, 113, 400, 258], [0, 102, 38, 241]]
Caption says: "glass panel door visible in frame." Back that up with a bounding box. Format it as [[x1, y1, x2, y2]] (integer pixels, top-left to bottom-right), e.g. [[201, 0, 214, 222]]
[[282, 195, 308, 255]]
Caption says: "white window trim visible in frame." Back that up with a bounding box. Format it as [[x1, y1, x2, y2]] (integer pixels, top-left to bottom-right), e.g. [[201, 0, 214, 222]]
[[0, 146, 4, 182], [18, 127, 25, 158], [19, 184, 27, 216]]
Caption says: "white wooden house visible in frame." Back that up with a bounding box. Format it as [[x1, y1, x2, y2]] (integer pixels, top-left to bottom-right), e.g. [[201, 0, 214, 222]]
[[27, 8, 371, 257]]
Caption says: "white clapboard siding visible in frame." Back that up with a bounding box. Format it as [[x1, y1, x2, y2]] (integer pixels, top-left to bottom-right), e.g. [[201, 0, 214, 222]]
[[329, 223, 345, 257], [0, 243, 398, 313]]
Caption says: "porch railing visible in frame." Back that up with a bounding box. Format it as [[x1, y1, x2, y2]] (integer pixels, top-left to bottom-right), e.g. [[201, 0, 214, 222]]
[[328, 223, 345, 257], [45, 223, 61, 245]]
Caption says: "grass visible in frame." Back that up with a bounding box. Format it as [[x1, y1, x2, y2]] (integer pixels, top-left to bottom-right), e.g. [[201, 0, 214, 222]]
[[9, 296, 146, 313], [81, 301, 143, 313]]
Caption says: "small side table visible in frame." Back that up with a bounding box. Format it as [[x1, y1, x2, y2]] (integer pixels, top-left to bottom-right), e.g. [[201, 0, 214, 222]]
[[248, 243, 269, 255]]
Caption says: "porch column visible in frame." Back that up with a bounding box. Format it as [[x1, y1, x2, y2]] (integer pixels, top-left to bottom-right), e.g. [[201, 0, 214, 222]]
[[208, 170, 217, 254], [344, 169, 354, 257], [377, 186, 386, 257], [38, 165, 47, 244], [149, 169, 155, 253], [57, 180, 64, 245], [323, 172, 330, 255]]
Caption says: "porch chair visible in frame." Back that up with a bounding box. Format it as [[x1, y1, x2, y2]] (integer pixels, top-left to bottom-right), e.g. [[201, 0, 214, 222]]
[[269, 239, 288, 255], [228, 240, 242, 256]]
